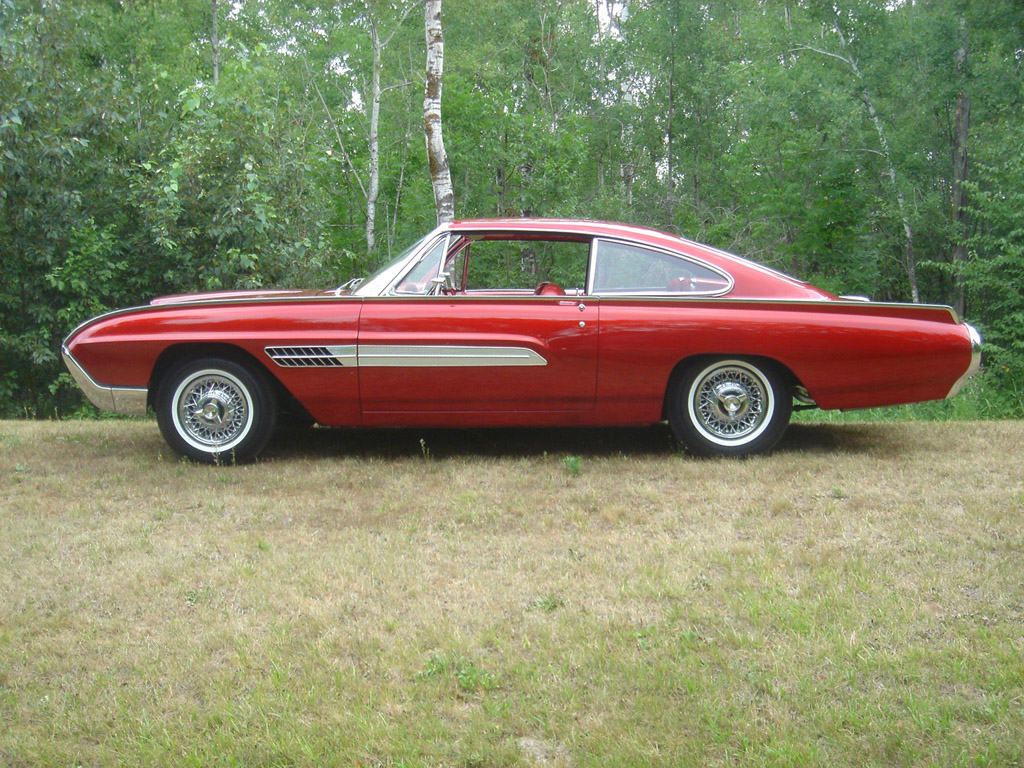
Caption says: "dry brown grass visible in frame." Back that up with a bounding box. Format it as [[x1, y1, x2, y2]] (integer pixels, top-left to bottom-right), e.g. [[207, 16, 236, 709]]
[[1, 419, 1022, 766]]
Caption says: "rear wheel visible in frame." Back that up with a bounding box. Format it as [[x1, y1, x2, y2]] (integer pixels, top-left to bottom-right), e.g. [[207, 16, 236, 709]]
[[157, 357, 276, 464], [668, 358, 791, 457]]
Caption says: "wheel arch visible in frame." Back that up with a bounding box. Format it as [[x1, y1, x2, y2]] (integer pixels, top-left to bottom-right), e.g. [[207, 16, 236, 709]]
[[661, 353, 802, 421], [149, 343, 288, 412]]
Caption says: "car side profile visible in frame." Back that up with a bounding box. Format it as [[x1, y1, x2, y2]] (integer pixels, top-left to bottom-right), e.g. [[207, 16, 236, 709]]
[[62, 219, 981, 462]]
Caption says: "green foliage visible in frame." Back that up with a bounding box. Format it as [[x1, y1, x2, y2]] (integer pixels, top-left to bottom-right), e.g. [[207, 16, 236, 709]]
[[527, 592, 567, 612], [0, 0, 1021, 417], [960, 131, 1024, 392], [130, 49, 308, 291]]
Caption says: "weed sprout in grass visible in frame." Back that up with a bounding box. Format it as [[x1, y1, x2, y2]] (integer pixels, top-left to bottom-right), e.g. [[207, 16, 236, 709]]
[[527, 593, 566, 612], [563, 455, 581, 477], [417, 652, 499, 694]]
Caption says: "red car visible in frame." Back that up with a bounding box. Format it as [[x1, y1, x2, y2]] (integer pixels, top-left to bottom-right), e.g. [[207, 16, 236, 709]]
[[62, 219, 981, 462]]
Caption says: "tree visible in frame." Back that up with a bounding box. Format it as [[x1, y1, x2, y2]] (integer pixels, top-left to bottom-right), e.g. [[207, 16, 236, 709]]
[[424, 0, 454, 223], [306, 1, 418, 257], [789, 2, 921, 302]]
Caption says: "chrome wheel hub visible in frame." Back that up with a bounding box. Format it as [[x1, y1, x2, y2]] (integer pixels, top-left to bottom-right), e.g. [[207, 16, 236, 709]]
[[713, 382, 750, 422], [196, 391, 235, 427]]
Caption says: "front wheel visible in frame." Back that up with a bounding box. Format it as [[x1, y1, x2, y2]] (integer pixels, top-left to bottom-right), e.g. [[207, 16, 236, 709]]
[[157, 357, 277, 464], [668, 358, 791, 457]]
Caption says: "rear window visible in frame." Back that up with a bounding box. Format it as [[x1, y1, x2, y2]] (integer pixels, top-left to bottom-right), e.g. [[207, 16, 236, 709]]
[[592, 240, 732, 295]]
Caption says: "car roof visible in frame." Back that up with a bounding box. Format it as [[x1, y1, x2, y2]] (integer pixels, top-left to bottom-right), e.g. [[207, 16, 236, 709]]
[[447, 217, 678, 243], [444, 218, 834, 301]]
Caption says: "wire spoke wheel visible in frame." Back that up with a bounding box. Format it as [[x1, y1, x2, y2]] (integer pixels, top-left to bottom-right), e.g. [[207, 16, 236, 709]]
[[175, 372, 252, 450], [158, 358, 276, 463], [669, 358, 791, 457], [692, 365, 768, 441]]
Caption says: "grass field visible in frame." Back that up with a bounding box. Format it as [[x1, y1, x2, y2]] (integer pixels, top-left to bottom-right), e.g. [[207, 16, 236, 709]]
[[1, 418, 1022, 767]]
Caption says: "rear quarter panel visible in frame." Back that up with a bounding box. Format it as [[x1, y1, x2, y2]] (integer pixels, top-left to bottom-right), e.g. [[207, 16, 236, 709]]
[[595, 299, 972, 419]]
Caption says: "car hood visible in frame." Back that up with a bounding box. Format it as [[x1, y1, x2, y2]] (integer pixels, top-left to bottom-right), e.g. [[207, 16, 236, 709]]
[[149, 288, 329, 306]]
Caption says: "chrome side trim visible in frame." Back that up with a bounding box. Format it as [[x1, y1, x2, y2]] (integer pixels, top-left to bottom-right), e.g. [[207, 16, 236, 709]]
[[265, 345, 357, 367], [946, 323, 982, 398], [358, 345, 547, 368], [61, 346, 149, 415]]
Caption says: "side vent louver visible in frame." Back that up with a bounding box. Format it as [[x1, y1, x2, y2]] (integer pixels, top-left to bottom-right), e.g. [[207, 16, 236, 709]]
[[265, 346, 355, 367]]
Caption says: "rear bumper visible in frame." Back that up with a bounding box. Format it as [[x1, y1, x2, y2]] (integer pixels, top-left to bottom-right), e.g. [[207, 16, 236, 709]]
[[946, 323, 982, 398], [62, 346, 149, 415]]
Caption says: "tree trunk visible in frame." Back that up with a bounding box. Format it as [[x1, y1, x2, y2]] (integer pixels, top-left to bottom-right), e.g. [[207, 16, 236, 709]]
[[424, 0, 454, 224], [860, 90, 919, 303], [951, 20, 970, 318], [210, 0, 219, 85], [367, 24, 382, 256], [951, 91, 970, 317]]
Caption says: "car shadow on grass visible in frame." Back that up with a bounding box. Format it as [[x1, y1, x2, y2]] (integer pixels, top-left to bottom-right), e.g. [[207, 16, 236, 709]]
[[778, 422, 898, 456], [264, 421, 896, 462]]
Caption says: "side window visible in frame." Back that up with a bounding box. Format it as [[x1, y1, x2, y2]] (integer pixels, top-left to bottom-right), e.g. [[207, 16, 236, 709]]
[[459, 238, 589, 293], [592, 240, 731, 295], [394, 238, 448, 295]]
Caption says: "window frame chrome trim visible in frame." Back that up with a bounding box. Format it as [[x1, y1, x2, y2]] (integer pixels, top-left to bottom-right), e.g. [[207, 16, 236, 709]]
[[587, 237, 735, 298]]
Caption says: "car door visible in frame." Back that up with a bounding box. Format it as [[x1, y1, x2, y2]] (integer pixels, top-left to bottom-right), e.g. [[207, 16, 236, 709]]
[[357, 234, 598, 418]]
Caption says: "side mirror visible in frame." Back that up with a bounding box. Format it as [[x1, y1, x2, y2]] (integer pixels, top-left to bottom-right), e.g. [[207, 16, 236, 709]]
[[429, 273, 449, 295]]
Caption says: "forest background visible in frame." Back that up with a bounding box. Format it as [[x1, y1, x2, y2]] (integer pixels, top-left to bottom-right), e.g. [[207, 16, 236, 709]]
[[1, 0, 1022, 419]]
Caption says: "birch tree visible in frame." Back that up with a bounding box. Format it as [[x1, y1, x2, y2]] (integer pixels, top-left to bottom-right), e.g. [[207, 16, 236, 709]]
[[793, 16, 921, 303], [309, 1, 416, 256], [950, 15, 970, 318], [367, 3, 417, 254], [424, 0, 454, 223]]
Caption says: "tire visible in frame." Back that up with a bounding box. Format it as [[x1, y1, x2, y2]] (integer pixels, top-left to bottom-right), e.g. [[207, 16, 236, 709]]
[[667, 357, 791, 457], [157, 357, 276, 464]]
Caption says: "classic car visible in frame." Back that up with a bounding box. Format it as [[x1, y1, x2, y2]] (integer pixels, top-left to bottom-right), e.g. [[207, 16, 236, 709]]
[[62, 218, 981, 462]]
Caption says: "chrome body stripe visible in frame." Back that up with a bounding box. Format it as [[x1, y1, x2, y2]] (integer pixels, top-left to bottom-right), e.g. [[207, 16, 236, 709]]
[[326, 345, 359, 366], [265, 344, 547, 368], [358, 345, 547, 368]]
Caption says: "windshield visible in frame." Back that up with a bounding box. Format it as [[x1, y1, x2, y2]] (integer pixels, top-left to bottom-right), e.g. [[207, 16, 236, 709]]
[[352, 235, 426, 295]]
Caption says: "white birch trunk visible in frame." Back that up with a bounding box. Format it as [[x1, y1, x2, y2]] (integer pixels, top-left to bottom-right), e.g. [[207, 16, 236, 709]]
[[367, 24, 382, 255], [951, 17, 970, 317], [424, 0, 454, 224]]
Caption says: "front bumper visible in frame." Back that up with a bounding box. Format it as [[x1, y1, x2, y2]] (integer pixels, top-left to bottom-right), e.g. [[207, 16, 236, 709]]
[[62, 346, 149, 415]]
